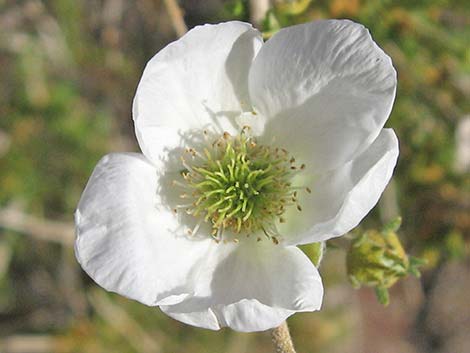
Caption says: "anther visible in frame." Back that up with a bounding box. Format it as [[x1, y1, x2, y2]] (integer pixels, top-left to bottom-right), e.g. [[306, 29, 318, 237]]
[[172, 129, 309, 241]]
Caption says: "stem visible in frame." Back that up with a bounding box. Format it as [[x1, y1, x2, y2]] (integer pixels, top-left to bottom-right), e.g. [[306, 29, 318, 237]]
[[270, 321, 296, 353]]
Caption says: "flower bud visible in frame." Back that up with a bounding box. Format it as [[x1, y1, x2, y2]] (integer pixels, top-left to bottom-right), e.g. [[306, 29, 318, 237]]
[[346, 217, 411, 305]]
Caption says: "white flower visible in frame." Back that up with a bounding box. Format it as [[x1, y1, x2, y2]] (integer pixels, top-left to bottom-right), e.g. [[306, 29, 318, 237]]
[[75, 20, 398, 332]]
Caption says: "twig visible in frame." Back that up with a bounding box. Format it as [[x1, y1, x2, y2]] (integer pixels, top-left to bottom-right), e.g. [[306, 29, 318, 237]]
[[250, 0, 270, 28], [270, 321, 296, 353], [162, 0, 187, 37], [0, 335, 57, 353], [0, 207, 74, 246], [455, 115, 470, 173], [89, 290, 163, 353]]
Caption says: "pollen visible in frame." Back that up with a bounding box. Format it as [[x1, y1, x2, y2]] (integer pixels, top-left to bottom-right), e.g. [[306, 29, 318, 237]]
[[174, 128, 308, 243]]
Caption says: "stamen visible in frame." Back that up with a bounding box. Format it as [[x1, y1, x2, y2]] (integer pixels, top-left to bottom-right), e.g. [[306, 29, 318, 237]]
[[171, 129, 311, 242], [192, 220, 202, 237]]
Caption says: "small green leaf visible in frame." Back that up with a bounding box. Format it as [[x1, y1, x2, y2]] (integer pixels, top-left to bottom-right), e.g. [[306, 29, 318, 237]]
[[375, 287, 390, 306], [382, 216, 402, 234]]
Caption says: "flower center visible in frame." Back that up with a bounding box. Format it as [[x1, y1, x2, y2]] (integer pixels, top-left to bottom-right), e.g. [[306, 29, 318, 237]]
[[173, 127, 310, 243]]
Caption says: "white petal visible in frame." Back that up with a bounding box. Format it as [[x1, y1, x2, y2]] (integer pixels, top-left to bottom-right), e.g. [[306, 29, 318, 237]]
[[192, 241, 323, 310], [249, 19, 397, 172], [75, 153, 214, 306], [160, 240, 323, 331], [162, 299, 294, 332], [161, 303, 221, 330], [133, 21, 263, 167], [282, 129, 399, 245], [217, 300, 294, 332]]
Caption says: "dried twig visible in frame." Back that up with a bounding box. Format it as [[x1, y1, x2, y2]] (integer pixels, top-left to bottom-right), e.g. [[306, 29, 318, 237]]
[[89, 290, 164, 353], [0, 335, 57, 353], [0, 207, 74, 246], [250, 0, 270, 28], [162, 0, 187, 37]]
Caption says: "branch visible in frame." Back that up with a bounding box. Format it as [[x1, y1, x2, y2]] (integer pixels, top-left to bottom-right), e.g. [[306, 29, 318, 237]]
[[250, 0, 270, 28], [89, 290, 163, 353], [0, 208, 74, 246], [0, 335, 56, 353], [162, 0, 187, 37]]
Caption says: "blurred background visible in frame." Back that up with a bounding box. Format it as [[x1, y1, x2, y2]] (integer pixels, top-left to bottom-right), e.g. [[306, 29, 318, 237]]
[[0, 0, 469, 352]]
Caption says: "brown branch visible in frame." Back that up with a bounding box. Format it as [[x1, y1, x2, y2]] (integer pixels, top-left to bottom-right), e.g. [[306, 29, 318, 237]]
[[89, 290, 163, 353], [0, 335, 57, 353], [250, 0, 270, 28], [0, 208, 74, 246], [162, 0, 187, 37]]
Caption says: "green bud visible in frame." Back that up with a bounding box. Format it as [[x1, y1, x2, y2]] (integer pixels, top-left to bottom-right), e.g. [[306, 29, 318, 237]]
[[347, 228, 408, 289], [347, 218, 408, 297], [346, 217, 425, 305], [382, 216, 402, 234]]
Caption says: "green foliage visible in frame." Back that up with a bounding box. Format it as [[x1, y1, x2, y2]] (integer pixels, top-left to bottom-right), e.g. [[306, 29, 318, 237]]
[[1, 0, 469, 351]]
